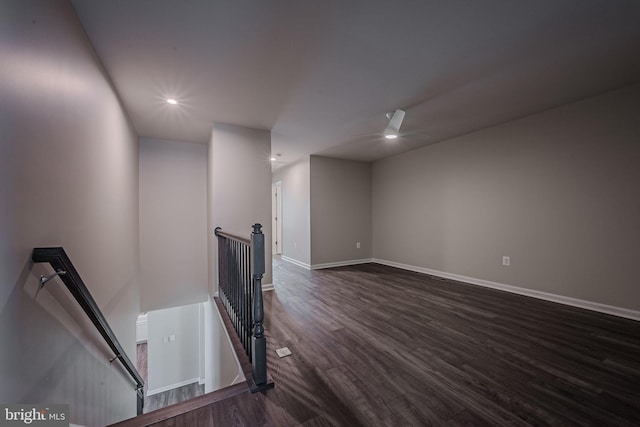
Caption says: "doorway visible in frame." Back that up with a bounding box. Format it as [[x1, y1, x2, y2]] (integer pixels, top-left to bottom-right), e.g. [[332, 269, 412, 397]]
[[272, 181, 282, 255]]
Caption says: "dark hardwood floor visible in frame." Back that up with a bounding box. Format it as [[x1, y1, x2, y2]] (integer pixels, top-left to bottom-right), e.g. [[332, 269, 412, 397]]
[[151, 257, 640, 426]]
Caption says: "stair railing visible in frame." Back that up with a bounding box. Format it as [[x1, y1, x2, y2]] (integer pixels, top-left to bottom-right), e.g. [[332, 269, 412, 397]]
[[32, 247, 145, 415], [214, 224, 269, 390]]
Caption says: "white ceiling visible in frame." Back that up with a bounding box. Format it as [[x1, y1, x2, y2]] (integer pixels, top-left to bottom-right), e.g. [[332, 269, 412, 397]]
[[70, 0, 640, 166]]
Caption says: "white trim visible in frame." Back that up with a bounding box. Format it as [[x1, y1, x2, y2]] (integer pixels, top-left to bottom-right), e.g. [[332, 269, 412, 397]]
[[281, 256, 311, 270], [136, 313, 148, 343], [203, 296, 213, 393], [272, 181, 283, 256], [262, 282, 274, 291], [198, 303, 205, 386], [373, 258, 640, 321], [311, 258, 374, 270], [147, 377, 201, 396], [230, 372, 244, 386]]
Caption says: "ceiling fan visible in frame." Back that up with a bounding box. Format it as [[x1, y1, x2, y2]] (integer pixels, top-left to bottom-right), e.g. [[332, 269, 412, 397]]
[[321, 108, 434, 158], [383, 109, 405, 139]]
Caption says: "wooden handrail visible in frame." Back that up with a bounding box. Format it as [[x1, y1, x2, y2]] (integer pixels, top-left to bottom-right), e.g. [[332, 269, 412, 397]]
[[214, 227, 251, 245], [32, 247, 145, 414]]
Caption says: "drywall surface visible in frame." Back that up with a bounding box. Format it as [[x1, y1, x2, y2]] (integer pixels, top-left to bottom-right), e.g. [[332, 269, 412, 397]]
[[207, 130, 216, 296], [372, 84, 640, 311], [272, 159, 311, 266], [205, 299, 244, 392], [139, 138, 208, 311], [0, 0, 140, 425], [146, 304, 200, 394], [310, 156, 372, 266], [208, 123, 272, 294]]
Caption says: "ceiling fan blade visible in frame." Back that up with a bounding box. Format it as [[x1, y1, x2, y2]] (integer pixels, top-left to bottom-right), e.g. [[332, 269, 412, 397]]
[[386, 109, 405, 134]]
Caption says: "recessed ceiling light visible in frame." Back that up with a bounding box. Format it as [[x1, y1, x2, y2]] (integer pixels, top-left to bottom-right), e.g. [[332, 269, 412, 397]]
[[270, 157, 276, 161], [166, 98, 178, 105], [385, 134, 398, 140]]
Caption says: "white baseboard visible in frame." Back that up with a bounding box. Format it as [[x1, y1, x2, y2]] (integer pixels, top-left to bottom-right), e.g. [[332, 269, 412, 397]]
[[281, 256, 311, 270], [311, 258, 374, 270], [147, 377, 201, 396], [262, 282, 274, 291], [373, 258, 640, 321]]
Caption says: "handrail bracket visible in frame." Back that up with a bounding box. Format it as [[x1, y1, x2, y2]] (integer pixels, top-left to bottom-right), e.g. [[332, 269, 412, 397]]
[[40, 270, 67, 288]]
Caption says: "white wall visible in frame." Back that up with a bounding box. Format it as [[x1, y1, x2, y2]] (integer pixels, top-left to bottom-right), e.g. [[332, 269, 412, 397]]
[[146, 304, 200, 395], [139, 138, 208, 311], [0, 0, 140, 425], [205, 299, 244, 392], [372, 84, 640, 312], [207, 123, 272, 293], [310, 156, 372, 266], [146, 300, 243, 396], [272, 159, 311, 267]]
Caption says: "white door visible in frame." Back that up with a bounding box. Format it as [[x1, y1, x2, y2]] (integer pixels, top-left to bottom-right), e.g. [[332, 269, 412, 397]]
[[271, 181, 282, 255]]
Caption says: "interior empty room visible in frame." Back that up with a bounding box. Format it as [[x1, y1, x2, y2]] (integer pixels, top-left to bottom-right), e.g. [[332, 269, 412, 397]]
[[1, 0, 639, 426]]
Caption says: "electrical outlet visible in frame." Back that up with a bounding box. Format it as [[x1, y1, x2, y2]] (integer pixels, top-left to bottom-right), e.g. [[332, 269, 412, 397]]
[[169, 335, 176, 342], [356, 242, 361, 249], [502, 256, 510, 266]]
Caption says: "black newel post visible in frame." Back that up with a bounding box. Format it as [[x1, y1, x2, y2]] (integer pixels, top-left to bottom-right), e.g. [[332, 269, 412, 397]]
[[137, 390, 144, 415], [251, 223, 267, 386]]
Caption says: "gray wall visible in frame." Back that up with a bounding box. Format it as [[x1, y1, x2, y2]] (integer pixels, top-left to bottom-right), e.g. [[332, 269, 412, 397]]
[[272, 159, 311, 266], [208, 123, 272, 293], [0, 0, 141, 424], [372, 84, 640, 311], [139, 138, 208, 311], [310, 156, 372, 266]]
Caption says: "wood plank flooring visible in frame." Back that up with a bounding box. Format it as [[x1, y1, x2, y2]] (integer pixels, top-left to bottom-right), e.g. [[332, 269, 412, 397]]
[[151, 257, 640, 426]]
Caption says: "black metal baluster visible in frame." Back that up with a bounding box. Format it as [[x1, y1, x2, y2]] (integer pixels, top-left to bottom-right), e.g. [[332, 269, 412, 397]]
[[234, 239, 239, 333], [248, 244, 253, 356], [243, 243, 249, 352], [246, 244, 251, 356], [239, 240, 244, 344], [214, 225, 270, 391]]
